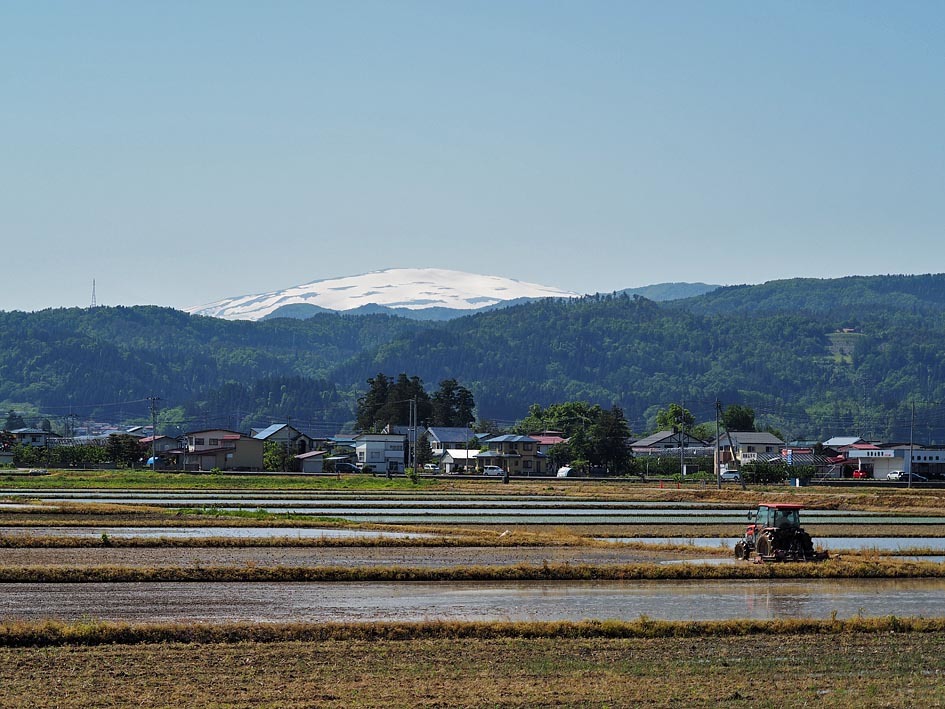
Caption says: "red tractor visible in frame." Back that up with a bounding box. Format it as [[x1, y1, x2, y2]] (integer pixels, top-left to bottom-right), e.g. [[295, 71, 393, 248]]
[[734, 503, 828, 562]]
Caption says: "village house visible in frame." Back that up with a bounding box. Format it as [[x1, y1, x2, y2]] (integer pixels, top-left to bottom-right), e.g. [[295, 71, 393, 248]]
[[630, 430, 709, 454], [425, 426, 478, 455], [9, 427, 61, 448], [477, 434, 545, 475], [294, 450, 328, 473], [714, 431, 785, 464], [178, 429, 264, 471], [353, 433, 406, 474], [440, 448, 477, 473], [251, 423, 315, 455]]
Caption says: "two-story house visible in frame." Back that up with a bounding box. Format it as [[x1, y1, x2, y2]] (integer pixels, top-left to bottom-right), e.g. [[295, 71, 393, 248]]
[[714, 431, 785, 465], [180, 429, 264, 471], [10, 428, 60, 448], [630, 430, 708, 453], [252, 423, 315, 455], [477, 434, 545, 475], [353, 433, 406, 474], [425, 427, 478, 456]]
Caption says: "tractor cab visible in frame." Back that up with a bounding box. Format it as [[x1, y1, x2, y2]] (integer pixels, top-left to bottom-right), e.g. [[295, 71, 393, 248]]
[[748, 503, 801, 535]]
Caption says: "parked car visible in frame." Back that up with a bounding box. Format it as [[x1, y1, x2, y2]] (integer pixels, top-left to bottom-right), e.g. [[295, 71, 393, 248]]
[[422, 463, 439, 472], [482, 465, 504, 476], [852, 469, 871, 479], [720, 471, 741, 482], [333, 462, 360, 474], [887, 470, 927, 482]]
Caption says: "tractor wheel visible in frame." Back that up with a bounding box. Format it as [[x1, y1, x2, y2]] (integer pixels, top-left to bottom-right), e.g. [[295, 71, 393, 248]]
[[756, 532, 774, 558], [734, 540, 746, 559]]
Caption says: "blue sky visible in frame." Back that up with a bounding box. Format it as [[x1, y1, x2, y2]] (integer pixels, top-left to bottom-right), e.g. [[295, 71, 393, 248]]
[[2, 1, 943, 311]]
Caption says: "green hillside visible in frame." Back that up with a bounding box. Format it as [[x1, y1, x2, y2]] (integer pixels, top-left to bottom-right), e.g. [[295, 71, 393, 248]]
[[2, 273, 945, 441]]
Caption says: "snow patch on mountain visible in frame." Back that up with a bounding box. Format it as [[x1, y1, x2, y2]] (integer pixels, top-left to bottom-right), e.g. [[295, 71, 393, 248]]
[[185, 268, 580, 321]]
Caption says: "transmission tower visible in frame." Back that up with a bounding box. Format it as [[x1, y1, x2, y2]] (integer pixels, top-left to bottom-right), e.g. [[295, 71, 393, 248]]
[[90, 279, 97, 309]]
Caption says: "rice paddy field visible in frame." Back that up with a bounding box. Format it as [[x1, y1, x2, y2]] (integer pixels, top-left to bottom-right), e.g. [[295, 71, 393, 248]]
[[3, 470, 945, 706]]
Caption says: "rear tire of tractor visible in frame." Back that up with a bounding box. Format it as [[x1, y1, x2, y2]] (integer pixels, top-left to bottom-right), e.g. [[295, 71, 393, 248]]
[[756, 533, 773, 558]]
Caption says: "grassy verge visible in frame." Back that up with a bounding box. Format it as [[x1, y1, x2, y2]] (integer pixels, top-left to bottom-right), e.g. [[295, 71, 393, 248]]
[[0, 558, 941, 582], [0, 470, 443, 490], [2, 621, 945, 707], [0, 615, 941, 646]]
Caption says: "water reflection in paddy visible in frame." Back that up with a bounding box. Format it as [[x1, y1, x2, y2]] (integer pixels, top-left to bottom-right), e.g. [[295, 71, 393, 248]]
[[0, 526, 432, 540], [2, 578, 943, 623]]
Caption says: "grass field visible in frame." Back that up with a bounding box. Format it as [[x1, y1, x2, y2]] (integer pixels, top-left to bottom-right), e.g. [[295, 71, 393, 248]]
[[1, 621, 942, 707]]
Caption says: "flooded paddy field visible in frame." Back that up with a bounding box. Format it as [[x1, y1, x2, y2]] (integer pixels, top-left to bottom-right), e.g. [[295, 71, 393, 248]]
[[3, 577, 944, 623], [0, 525, 429, 540], [6, 489, 945, 527]]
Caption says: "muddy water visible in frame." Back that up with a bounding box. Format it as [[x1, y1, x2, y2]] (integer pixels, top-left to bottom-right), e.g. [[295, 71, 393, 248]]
[[1, 578, 941, 623]]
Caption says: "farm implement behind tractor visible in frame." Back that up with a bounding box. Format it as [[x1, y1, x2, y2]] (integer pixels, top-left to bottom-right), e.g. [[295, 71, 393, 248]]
[[734, 503, 829, 562]]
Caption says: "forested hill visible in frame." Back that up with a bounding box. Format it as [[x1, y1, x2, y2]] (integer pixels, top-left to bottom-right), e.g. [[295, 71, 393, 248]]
[[3, 273, 945, 440], [674, 273, 945, 318], [332, 274, 945, 436], [0, 306, 427, 423]]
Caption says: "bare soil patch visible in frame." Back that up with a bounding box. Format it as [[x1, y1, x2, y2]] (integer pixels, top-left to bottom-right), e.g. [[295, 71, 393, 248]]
[[1, 632, 942, 707], [0, 544, 689, 569]]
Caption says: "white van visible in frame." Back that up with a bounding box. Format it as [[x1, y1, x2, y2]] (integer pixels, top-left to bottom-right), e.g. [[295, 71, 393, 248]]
[[556, 466, 574, 477]]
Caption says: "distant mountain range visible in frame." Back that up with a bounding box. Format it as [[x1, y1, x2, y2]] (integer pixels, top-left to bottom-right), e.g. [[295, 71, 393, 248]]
[[185, 268, 720, 321]]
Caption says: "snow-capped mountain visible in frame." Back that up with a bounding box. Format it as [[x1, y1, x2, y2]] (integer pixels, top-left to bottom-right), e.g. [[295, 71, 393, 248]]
[[185, 268, 581, 321]]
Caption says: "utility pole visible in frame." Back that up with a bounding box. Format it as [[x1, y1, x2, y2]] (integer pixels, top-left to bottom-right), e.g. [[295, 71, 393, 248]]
[[909, 400, 916, 489], [677, 402, 685, 478], [148, 395, 160, 471], [715, 399, 722, 490], [410, 396, 418, 475]]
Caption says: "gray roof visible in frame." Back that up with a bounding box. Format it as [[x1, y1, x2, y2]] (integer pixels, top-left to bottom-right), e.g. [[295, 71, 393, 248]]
[[426, 427, 476, 444], [823, 436, 865, 447], [631, 431, 706, 448], [253, 423, 289, 439], [716, 431, 785, 446], [483, 435, 538, 443]]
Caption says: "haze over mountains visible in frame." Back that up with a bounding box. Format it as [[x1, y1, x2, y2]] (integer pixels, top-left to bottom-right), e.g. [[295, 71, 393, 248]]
[[185, 268, 720, 321]]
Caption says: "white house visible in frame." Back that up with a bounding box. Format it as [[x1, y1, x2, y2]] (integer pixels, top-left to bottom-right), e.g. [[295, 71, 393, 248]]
[[440, 448, 478, 473], [353, 433, 406, 474], [714, 431, 785, 464], [425, 427, 477, 455]]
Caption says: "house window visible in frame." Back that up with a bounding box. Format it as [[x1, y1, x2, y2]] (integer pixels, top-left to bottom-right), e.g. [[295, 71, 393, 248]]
[[524, 460, 532, 469], [524, 443, 533, 451], [747, 445, 755, 453], [194, 438, 205, 446], [209, 438, 219, 446]]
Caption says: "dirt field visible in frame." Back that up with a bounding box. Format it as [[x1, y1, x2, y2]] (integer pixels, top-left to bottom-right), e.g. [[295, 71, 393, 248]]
[[1, 632, 942, 707], [0, 544, 698, 569]]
